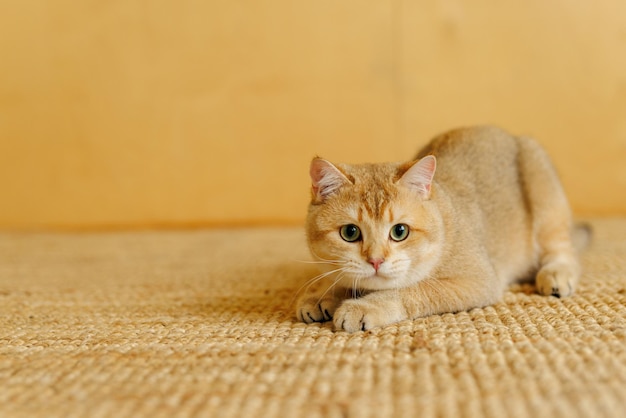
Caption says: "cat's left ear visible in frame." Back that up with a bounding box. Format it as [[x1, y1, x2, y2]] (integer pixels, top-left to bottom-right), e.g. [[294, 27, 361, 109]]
[[398, 155, 437, 199]]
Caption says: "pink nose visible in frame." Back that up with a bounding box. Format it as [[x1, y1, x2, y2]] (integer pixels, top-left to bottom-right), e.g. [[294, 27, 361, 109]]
[[368, 257, 384, 272]]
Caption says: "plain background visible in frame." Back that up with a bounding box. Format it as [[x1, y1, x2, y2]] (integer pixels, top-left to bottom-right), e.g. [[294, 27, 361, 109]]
[[1, 1, 625, 229]]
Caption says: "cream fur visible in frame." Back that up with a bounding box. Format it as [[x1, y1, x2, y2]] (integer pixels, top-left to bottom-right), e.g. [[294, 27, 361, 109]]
[[297, 126, 581, 333]]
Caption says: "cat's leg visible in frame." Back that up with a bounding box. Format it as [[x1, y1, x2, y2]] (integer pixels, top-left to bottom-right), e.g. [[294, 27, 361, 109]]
[[531, 204, 580, 298], [516, 137, 580, 298], [534, 223, 580, 298], [334, 269, 502, 332]]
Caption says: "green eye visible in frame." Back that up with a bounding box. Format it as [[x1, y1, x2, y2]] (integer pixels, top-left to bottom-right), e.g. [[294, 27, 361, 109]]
[[390, 223, 409, 241], [340, 224, 361, 242]]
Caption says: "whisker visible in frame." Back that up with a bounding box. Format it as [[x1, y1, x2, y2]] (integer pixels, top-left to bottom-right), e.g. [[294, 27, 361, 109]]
[[288, 266, 350, 308], [308, 248, 343, 264], [298, 267, 347, 295], [315, 270, 348, 307], [293, 259, 347, 266]]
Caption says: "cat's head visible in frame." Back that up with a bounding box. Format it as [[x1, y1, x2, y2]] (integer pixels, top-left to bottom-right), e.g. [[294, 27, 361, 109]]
[[306, 156, 444, 290]]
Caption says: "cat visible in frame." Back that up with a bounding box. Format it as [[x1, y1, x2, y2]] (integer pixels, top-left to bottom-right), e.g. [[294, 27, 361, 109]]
[[296, 125, 585, 332]]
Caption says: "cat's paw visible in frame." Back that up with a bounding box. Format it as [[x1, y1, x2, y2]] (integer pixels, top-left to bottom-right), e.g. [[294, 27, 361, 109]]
[[333, 298, 401, 333], [296, 296, 338, 324], [536, 262, 578, 298]]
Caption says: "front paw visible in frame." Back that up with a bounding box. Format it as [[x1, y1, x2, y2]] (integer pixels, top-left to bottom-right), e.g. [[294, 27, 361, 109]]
[[296, 296, 338, 324], [333, 299, 400, 333]]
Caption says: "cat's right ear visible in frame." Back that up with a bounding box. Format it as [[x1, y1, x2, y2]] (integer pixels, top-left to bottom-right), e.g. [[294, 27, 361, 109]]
[[310, 158, 350, 202], [398, 155, 437, 199]]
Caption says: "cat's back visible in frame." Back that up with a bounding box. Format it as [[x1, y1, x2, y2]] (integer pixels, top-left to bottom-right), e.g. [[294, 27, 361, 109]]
[[416, 126, 523, 194], [416, 125, 518, 167]]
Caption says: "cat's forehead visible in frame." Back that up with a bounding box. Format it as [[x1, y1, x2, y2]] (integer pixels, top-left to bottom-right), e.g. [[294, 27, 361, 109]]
[[339, 162, 402, 181], [339, 162, 404, 220]]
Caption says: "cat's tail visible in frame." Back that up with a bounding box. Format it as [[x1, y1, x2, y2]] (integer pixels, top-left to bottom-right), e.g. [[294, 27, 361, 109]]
[[572, 222, 593, 252]]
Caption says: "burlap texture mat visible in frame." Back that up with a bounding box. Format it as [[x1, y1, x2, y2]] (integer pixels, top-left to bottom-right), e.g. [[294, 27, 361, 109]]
[[1, 219, 625, 417]]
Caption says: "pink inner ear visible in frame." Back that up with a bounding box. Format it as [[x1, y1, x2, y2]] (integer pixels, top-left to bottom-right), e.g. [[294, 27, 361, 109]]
[[400, 155, 436, 198], [310, 158, 348, 199], [309, 160, 324, 193]]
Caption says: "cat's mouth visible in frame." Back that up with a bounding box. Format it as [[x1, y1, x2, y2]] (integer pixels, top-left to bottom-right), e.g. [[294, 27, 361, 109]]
[[362, 269, 394, 282], [349, 272, 399, 291], [369, 270, 386, 278], [332, 264, 401, 290]]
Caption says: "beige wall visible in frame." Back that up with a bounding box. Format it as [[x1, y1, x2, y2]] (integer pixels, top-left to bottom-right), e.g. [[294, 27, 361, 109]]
[[1, 1, 625, 229]]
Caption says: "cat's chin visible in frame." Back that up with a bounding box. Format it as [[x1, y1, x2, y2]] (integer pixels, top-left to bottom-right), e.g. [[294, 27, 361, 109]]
[[340, 273, 420, 291]]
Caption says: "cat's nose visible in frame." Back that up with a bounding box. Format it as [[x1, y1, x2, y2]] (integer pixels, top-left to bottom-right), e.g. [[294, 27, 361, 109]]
[[368, 257, 385, 272]]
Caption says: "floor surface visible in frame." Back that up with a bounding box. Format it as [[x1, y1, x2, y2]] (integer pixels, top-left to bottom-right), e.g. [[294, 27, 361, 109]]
[[1, 220, 625, 417]]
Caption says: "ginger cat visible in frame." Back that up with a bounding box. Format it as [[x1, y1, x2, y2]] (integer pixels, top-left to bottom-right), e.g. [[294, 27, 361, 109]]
[[297, 126, 583, 332]]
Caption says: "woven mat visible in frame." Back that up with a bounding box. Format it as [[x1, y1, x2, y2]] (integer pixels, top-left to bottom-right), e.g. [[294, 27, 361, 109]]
[[1, 219, 625, 417]]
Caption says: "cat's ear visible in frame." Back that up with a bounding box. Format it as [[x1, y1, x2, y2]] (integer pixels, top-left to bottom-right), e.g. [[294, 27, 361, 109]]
[[398, 155, 437, 199], [310, 158, 350, 202]]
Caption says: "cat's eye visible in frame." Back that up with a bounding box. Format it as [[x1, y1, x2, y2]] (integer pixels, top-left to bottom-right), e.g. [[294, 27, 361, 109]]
[[390, 223, 409, 242], [340, 224, 362, 242]]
